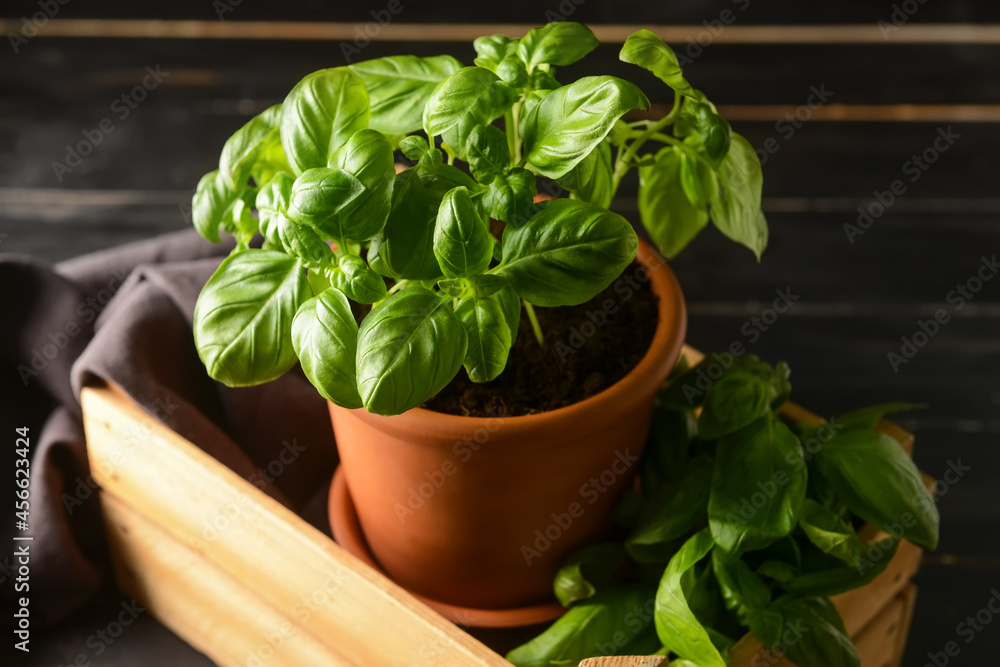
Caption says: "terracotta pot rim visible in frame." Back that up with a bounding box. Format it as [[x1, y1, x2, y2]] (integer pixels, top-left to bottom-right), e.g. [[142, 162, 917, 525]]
[[343, 237, 687, 431], [329, 467, 566, 628]]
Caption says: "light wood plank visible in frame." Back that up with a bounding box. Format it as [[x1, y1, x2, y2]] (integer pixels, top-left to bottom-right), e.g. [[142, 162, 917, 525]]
[[81, 385, 510, 667], [852, 584, 918, 667], [101, 492, 351, 667], [2, 20, 999, 44]]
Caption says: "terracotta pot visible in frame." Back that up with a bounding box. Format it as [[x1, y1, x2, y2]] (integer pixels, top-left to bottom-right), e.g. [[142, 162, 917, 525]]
[[329, 238, 686, 609]]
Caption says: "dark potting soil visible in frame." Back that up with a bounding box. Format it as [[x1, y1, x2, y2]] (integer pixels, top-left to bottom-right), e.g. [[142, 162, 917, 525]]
[[423, 260, 658, 417]]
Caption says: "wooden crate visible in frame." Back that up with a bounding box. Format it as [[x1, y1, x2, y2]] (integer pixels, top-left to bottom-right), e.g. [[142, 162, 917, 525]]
[[81, 348, 926, 666]]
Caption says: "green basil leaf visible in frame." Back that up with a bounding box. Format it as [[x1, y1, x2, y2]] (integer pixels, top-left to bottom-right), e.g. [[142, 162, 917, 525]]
[[798, 498, 861, 566], [192, 169, 239, 243], [441, 113, 490, 163], [273, 215, 335, 265], [638, 147, 709, 259], [619, 29, 693, 98], [813, 429, 938, 550], [328, 128, 396, 241], [784, 537, 898, 598], [249, 128, 293, 188], [757, 560, 799, 584], [482, 176, 516, 223], [473, 35, 518, 71], [553, 542, 630, 608], [423, 67, 515, 138], [711, 548, 771, 625], [287, 167, 365, 237], [356, 289, 467, 415], [455, 289, 514, 383], [482, 167, 537, 226], [228, 196, 259, 244], [697, 371, 773, 440], [255, 172, 295, 243], [708, 414, 807, 557], [291, 288, 362, 409], [522, 76, 649, 179], [332, 254, 387, 304], [710, 133, 768, 261], [349, 55, 462, 135], [496, 56, 529, 88], [689, 103, 732, 162], [466, 123, 511, 183], [433, 186, 493, 278], [497, 282, 521, 345], [193, 250, 310, 386], [679, 150, 718, 208], [507, 585, 656, 667], [414, 148, 481, 200], [399, 134, 429, 162], [281, 68, 370, 175], [367, 169, 442, 280], [219, 104, 282, 190], [517, 22, 599, 72], [654, 529, 726, 667], [497, 198, 638, 307], [558, 140, 614, 209], [658, 352, 774, 411], [769, 360, 792, 408], [680, 554, 722, 628], [749, 597, 860, 667], [627, 456, 712, 564], [463, 274, 509, 298], [641, 404, 697, 494], [613, 489, 645, 532], [837, 402, 924, 431]]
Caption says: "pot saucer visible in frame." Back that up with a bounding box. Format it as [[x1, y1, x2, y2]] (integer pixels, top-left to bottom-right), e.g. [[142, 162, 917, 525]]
[[329, 467, 566, 629]]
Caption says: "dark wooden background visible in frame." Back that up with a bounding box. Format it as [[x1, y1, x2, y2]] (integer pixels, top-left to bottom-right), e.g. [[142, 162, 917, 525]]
[[2, 2, 998, 665]]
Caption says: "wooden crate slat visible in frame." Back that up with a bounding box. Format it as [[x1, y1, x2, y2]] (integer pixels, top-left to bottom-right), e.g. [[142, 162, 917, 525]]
[[850, 584, 918, 667], [831, 527, 923, 636], [81, 386, 510, 667], [101, 491, 352, 667]]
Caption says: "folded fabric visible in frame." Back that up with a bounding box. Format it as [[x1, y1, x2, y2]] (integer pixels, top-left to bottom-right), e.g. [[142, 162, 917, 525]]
[[1, 230, 338, 628]]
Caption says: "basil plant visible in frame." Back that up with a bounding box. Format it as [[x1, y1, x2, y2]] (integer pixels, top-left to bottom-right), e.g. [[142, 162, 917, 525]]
[[190, 23, 768, 416]]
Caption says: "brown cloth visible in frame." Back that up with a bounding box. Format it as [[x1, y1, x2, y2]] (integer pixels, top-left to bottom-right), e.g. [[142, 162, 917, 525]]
[[0, 230, 338, 631]]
